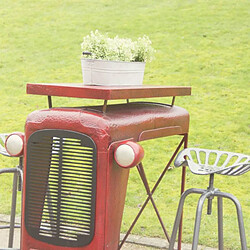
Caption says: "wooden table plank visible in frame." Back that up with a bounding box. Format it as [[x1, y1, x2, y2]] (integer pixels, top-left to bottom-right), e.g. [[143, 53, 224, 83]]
[[27, 83, 191, 100]]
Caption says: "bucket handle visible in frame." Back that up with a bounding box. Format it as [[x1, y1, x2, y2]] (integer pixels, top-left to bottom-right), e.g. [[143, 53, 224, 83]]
[[82, 51, 92, 57]]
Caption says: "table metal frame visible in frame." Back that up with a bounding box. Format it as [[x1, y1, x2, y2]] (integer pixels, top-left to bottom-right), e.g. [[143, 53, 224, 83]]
[[119, 134, 188, 250]]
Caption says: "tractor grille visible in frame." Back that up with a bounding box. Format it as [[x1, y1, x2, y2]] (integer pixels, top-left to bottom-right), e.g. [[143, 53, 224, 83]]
[[25, 130, 97, 247]]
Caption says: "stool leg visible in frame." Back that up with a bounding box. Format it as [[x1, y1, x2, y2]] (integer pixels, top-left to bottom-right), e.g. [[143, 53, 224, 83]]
[[217, 196, 223, 250], [192, 191, 212, 250], [169, 188, 204, 250], [8, 171, 18, 248], [215, 192, 247, 250]]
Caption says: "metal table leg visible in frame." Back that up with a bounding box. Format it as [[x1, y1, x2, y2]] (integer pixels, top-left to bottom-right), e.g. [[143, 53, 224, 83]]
[[119, 135, 187, 249], [136, 162, 170, 241], [177, 133, 188, 250]]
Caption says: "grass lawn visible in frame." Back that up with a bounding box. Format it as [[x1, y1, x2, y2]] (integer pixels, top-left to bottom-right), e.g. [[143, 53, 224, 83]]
[[0, 0, 249, 249]]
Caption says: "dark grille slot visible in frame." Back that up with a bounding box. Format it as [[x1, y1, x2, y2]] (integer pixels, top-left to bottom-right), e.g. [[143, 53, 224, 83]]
[[25, 130, 96, 247]]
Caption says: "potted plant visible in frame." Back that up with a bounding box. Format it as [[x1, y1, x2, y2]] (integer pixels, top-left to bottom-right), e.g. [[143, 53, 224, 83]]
[[81, 30, 155, 86]]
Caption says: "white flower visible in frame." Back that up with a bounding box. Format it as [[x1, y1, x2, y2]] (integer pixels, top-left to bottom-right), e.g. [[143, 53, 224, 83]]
[[81, 30, 155, 62]]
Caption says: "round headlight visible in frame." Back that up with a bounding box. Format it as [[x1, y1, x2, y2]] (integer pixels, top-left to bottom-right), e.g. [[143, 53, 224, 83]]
[[114, 141, 144, 168], [5, 132, 24, 157]]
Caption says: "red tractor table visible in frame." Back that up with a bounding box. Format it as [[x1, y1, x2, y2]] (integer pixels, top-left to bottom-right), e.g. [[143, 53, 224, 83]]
[[22, 83, 191, 250]]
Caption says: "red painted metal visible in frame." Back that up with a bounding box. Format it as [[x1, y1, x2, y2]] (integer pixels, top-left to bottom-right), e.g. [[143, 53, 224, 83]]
[[26, 83, 191, 100], [22, 83, 191, 249], [178, 134, 188, 250], [21, 102, 189, 250], [81, 103, 189, 142]]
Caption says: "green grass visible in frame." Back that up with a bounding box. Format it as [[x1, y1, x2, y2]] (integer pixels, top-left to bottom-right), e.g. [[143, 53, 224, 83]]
[[0, 0, 249, 249]]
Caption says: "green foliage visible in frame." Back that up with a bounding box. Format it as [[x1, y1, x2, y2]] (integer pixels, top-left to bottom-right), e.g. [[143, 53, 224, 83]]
[[81, 30, 155, 62], [0, 0, 249, 249]]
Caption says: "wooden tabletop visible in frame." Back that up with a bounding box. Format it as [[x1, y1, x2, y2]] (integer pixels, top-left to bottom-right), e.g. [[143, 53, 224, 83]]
[[27, 83, 191, 100]]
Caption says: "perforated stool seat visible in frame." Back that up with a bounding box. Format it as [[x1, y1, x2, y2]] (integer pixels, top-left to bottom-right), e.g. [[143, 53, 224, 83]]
[[169, 148, 250, 250]]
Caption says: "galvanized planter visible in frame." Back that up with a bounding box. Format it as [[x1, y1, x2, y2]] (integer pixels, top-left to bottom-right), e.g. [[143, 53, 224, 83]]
[[81, 59, 145, 86]]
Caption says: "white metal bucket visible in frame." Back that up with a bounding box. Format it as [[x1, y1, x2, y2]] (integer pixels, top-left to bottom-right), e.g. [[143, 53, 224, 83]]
[[81, 59, 145, 86]]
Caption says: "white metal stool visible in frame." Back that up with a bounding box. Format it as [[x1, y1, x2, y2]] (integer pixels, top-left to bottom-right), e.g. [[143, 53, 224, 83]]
[[169, 148, 250, 250], [0, 134, 23, 248]]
